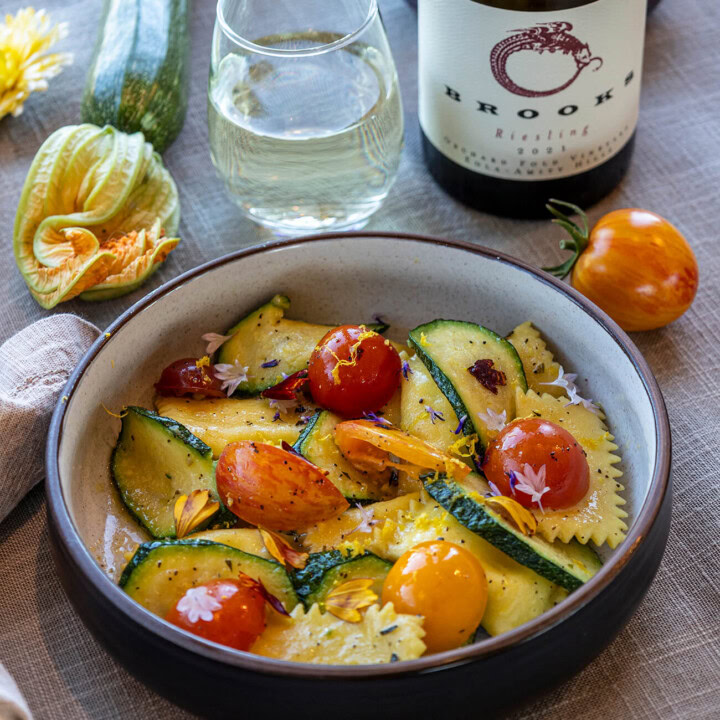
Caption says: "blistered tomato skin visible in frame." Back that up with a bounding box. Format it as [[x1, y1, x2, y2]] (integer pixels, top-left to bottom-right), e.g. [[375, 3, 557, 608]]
[[382, 541, 488, 653], [166, 577, 266, 651], [215, 441, 349, 531], [154, 358, 225, 398], [572, 209, 699, 332], [308, 325, 401, 418], [483, 418, 590, 510]]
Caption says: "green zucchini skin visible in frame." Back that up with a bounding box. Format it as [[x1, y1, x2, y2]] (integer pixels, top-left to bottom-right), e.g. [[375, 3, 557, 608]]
[[120, 539, 299, 613], [292, 551, 392, 608], [424, 475, 602, 591], [111, 406, 219, 538], [82, 0, 190, 153]]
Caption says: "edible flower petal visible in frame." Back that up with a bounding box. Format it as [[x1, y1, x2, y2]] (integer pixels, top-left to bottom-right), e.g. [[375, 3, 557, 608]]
[[213, 361, 249, 397], [325, 578, 378, 623], [260, 528, 309, 569], [351, 504, 378, 535], [424, 405, 445, 424], [201, 332, 232, 355], [541, 366, 578, 396], [565, 386, 600, 413], [512, 463, 550, 512], [0, 8, 72, 121], [453, 415, 468, 435], [236, 573, 289, 616], [173, 489, 220, 538], [363, 412, 391, 427], [484, 495, 537, 535], [176, 586, 221, 623], [477, 407, 507, 433], [401, 360, 413, 380], [261, 359, 280, 368]]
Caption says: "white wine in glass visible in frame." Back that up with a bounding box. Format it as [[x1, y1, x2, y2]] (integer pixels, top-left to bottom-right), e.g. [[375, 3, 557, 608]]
[[208, 0, 404, 235]]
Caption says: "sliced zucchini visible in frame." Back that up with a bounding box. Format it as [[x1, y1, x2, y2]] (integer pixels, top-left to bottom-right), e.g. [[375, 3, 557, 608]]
[[294, 411, 394, 501], [424, 475, 602, 591], [111, 407, 218, 537], [120, 539, 299, 615], [400, 352, 461, 456], [292, 551, 392, 608], [408, 320, 527, 452], [154, 396, 304, 457], [217, 294, 388, 395]]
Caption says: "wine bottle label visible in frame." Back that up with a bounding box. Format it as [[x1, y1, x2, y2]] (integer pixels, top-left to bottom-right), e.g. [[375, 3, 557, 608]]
[[418, 0, 647, 181]]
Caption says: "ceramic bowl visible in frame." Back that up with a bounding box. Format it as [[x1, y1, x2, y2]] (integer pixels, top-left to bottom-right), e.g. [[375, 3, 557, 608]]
[[46, 232, 671, 719]]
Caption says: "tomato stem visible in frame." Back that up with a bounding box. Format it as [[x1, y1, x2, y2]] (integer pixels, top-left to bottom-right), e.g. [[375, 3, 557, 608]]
[[542, 199, 590, 279]]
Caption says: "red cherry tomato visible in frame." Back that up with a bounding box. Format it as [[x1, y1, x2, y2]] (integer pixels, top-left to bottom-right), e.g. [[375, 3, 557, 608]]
[[155, 358, 225, 398], [308, 325, 401, 418], [482, 418, 589, 510], [216, 441, 349, 531], [165, 576, 266, 651]]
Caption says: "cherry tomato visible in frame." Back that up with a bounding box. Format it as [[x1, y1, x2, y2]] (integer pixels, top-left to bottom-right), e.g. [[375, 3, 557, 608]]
[[334, 419, 471, 481], [545, 201, 698, 332], [308, 325, 401, 418], [165, 576, 266, 651], [216, 441, 349, 531], [482, 418, 589, 510], [155, 358, 225, 398], [382, 541, 487, 653]]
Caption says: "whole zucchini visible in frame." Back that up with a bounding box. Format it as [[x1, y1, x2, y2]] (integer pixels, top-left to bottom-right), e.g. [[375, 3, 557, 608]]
[[81, 0, 190, 153]]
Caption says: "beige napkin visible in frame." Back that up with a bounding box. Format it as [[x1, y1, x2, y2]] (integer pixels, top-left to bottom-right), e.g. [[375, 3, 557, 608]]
[[0, 314, 100, 720]]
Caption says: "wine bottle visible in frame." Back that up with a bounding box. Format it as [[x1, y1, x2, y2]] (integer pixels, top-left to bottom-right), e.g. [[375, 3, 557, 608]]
[[418, 0, 648, 218]]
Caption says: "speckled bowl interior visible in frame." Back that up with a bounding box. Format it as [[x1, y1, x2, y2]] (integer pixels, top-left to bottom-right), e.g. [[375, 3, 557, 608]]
[[54, 233, 663, 664]]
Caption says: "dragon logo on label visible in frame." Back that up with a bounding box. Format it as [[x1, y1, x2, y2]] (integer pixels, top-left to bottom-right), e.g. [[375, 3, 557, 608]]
[[490, 22, 603, 98]]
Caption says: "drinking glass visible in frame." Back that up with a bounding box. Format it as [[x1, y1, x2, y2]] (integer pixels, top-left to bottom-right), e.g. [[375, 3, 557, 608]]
[[208, 0, 404, 235]]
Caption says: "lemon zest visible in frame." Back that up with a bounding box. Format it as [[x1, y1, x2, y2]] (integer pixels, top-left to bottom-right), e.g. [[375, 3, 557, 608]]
[[195, 355, 211, 368], [101, 402, 127, 419], [419, 332, 431, 347]]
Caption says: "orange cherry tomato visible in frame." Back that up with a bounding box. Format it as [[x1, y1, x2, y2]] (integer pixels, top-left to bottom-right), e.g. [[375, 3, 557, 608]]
[[545, 201, 698, 332], [334, 419, 471, 481], [308, 325, 401, 417], [382, 541, 487, 653], [216, 441, 349, 531], [482, 418, 589, 510], [166, 576, 266, 651]]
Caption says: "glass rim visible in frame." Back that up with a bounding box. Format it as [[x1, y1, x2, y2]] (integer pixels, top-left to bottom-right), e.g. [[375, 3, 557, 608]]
[[216, 0, 379, 58]]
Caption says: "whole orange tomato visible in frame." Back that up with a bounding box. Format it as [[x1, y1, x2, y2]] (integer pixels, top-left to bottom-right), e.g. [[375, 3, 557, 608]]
[[544, 201, 698, 332]]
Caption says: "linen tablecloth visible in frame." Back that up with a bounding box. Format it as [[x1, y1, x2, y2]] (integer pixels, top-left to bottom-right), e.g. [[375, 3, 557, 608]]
[[1, 0, 718, 717]]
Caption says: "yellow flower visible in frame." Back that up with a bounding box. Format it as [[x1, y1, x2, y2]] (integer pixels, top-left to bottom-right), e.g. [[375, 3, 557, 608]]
[[0, 7, 72, 120]]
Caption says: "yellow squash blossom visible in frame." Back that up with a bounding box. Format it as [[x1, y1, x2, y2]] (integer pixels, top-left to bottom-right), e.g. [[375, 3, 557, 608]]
[[0, 7, 72, 120]]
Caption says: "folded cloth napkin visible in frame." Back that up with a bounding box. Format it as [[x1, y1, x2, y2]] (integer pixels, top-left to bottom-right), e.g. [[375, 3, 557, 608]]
[[0, 314, 100, 720]]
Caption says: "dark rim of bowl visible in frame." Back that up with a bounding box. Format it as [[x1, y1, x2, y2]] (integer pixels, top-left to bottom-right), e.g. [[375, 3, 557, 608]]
[[46, 231, 671, 679]]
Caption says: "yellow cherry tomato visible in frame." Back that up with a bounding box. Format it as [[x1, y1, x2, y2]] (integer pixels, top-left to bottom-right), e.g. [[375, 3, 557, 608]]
[[381, 541, 488, 653], [544, 201, 698, 332]]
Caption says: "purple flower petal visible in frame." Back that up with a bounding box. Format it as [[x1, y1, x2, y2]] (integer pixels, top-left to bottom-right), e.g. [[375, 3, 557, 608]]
[[261, 359, 280, 368], [453, 415, 467, 435]]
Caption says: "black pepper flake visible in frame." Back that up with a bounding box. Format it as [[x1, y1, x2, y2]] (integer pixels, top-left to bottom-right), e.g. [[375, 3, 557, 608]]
[[380, 625, 398, 636], [390, 653, 399, 663]]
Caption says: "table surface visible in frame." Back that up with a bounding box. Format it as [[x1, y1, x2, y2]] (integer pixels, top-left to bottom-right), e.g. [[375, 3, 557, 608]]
[[1, 1, 719, 718]]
